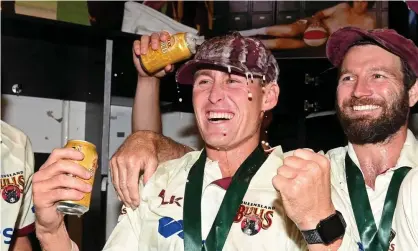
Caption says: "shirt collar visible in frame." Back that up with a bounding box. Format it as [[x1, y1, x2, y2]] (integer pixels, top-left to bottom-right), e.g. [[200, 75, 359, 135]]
[[201, 146, 285, 190], [203, 158, 222, 185]]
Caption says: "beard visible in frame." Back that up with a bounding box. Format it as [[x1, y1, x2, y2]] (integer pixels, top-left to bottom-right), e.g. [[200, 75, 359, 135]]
[[336, 90, 410, 145]]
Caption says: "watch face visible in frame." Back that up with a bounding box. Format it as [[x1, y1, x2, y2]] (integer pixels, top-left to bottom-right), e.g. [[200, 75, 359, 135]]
[[317, 212, 346, 245]]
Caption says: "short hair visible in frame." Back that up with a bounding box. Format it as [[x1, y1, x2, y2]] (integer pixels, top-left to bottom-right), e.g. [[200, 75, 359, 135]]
[[341, 40, 417, 89], [401, 58, 417, 90]]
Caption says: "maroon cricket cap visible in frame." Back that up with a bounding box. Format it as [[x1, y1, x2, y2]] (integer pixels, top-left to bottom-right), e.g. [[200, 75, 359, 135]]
[[176, 32, 279, 85], [326, 27, 418, 76]]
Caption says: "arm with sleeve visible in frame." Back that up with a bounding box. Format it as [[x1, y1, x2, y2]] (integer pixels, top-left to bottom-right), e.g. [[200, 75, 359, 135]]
[[15, 137, 35, 236], [395, 168, 418, 249]]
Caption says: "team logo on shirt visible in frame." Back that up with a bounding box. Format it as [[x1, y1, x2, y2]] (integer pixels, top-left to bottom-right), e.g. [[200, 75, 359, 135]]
[[1, 172, 24, 203], [241, 213, 262, 236], [234, 201, 274, 236], [158, 217, 184, 239], [2, 185, 21, 204]]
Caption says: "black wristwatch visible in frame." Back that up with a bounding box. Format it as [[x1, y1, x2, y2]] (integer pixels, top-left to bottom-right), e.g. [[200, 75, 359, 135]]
[[300, 210, 346, 245]]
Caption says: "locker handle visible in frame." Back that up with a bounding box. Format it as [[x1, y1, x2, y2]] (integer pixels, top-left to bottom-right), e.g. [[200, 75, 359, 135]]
[[101, 176, 108, 192]]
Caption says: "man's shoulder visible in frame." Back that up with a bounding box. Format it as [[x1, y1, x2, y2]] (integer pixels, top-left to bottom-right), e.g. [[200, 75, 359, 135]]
[[159, 150, 202, 167], [334, 2, 350, 10], [250, 147, 284, 189], [140, 150, 202, 198], [325, 146, 347, 160], [401, 168, 418, 193], [1, 121, 32, 171], [155, 150, 202, 176], [362, 13, 377, 28], [281, 146, 348, 167], [325, 146, 349, 181], [1, 120, 29, 148]]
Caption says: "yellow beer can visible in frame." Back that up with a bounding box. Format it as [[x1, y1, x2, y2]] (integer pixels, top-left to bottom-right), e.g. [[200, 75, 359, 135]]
[[140, 32, 203, 74], [56, 140, 98, 216]]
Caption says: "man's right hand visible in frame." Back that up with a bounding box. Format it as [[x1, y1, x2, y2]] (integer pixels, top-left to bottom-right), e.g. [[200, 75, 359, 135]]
[[133, 31, 175, 78], [33, 148, 92, 236], [110, 131, 159, 209]]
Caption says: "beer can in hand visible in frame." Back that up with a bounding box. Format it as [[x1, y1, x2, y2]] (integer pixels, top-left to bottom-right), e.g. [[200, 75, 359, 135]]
[[57, 140, 98, 216], [139, 32, 204, 74]]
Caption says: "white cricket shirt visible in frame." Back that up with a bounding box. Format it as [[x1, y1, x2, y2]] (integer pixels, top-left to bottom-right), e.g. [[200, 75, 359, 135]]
[[0, 120, 35, 249], [327, 129, 418, 251], [103, 147, 307, 251]]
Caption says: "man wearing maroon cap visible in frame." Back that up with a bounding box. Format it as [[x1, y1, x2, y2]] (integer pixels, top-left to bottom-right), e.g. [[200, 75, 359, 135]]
[[320, 27, 418, 251], [34, 33, 349, 251]]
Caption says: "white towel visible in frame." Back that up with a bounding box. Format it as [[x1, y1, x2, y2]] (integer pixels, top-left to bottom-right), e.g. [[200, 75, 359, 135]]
[[121, 1, 199, 36]]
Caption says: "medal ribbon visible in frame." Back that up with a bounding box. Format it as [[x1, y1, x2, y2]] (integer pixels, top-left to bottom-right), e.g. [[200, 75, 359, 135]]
[[183, 145, 266, 251], [345, 154, 411, 251]]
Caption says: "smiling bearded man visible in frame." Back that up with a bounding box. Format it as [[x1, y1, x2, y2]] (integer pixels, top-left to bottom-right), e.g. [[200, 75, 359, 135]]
[[335, 41, 411, 145], [325, 27, 418, 251]]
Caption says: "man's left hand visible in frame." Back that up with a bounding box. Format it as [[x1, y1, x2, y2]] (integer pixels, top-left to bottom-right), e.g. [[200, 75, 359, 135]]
[[110, 131, 159, 209], [272, 149, 335, 230]]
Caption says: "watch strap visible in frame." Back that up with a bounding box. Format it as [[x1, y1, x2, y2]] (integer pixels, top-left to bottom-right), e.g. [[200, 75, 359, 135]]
[[301, 229, 323, 244]]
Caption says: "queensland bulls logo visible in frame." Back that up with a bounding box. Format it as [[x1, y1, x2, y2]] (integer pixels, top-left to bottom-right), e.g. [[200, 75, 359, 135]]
[[235, 201, 274, 236], [1, 172, 24, 204], [241, 214, 262, 236], [2, 185, 21, 203]]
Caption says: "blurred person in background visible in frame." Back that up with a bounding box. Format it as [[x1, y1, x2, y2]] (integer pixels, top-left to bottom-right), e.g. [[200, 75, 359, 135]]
[[239, 1, 376, 50]]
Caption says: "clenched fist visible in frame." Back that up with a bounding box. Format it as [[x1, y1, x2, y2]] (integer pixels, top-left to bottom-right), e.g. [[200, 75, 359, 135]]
[[272, 149, 335, 230]]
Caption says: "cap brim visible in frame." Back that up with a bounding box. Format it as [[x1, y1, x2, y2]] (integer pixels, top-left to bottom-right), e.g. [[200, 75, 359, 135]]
[[176, 59, 248, 85], [326, 28, 393, 68]]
